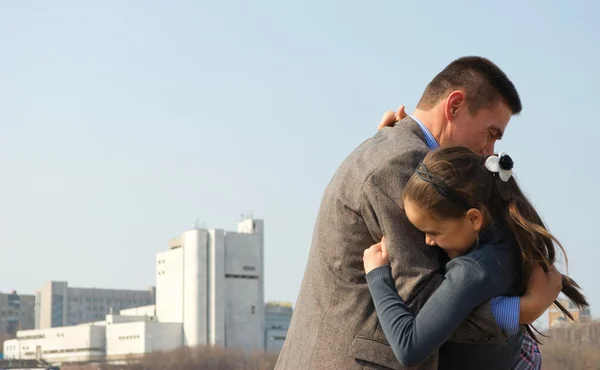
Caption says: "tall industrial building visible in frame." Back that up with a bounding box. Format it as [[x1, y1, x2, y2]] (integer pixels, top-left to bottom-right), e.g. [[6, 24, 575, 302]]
[[5, 217, 267, 364], [155, 217, 265, 349], [34, 282, 155, 329]]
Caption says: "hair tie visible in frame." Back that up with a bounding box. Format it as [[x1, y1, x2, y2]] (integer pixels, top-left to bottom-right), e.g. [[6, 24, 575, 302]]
[[485, 152, 514, 182]]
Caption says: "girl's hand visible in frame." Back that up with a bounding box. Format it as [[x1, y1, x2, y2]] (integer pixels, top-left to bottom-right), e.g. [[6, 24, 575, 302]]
[[378, 105, 407, 130], [363, 237, 390, 274]]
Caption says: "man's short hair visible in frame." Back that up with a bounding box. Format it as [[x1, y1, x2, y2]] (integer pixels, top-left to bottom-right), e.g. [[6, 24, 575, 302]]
[[417, 56, 522, 114]]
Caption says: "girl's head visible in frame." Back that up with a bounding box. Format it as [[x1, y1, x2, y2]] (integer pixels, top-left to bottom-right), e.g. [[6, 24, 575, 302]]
[[403, 146, 502, 258], [403, 146, 587, 340]]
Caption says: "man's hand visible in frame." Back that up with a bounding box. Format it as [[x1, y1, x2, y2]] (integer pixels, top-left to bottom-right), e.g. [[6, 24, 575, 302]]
[[519, 264, 563, 324], [363, 237, 390, 274], [378, 105, 408, 130]]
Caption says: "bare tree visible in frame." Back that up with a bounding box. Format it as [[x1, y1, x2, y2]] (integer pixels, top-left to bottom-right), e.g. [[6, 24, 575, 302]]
[[96, 345, 280, 370]]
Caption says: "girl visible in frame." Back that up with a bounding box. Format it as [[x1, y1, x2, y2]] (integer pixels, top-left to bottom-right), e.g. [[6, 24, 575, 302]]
[[363, 146, 587, 370]]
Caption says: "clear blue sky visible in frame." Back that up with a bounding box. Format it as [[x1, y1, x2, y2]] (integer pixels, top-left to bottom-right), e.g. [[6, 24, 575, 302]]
[[1, 1, 598, 328]]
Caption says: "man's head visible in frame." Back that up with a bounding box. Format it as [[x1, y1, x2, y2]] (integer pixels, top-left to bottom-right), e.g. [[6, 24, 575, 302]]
[[415, 56, 522, 155]]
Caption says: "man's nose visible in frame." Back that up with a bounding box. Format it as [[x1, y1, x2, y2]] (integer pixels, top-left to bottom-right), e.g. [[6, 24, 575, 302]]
[[425, 235, 436, 246]]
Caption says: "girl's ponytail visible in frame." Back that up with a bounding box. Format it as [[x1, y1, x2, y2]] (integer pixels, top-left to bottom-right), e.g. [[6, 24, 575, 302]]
[[487, 153, 588, 341]]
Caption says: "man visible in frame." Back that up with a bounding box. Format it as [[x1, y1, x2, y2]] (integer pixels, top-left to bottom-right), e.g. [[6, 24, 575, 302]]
[[276, 57, 561, 370]]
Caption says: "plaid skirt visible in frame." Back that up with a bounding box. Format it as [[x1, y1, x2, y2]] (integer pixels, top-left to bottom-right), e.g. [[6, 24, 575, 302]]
[[512, 332, 542, 370]]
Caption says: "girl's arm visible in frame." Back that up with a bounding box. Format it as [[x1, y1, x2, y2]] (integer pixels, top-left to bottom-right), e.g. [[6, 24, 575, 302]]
[[366, 256, 498, 367]]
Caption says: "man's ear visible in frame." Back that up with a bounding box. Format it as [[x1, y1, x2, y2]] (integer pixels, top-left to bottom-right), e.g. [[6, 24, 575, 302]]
[[466, 208, 484, 232], [444, 90, 466, 122]]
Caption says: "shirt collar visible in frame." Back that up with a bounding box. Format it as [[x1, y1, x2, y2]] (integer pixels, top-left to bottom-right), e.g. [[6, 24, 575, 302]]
[[411, 115, 439, 149]]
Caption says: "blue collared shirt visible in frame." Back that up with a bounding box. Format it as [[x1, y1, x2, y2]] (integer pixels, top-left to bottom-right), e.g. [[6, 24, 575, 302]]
[[412, 115, 520, 336], [411, 115, 440, 149]]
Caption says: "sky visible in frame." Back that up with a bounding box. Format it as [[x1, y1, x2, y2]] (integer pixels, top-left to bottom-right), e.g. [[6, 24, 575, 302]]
[[1, 1, 598, 329]]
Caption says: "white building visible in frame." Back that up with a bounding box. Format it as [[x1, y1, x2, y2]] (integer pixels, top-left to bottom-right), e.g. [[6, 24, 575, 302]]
[[3, 323, 106, 363], [105, 319, 182, 362], [35, 281, 155, 328], [5, 217, 266, 365], [2, 306, 172, 363], [155, 217, 264, 349]]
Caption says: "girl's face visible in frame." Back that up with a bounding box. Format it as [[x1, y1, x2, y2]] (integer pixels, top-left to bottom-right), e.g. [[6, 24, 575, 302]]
[[404, 198, 484, 258]]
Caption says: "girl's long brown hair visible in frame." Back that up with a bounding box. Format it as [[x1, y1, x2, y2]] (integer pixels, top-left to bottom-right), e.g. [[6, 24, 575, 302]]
[[403, 146, 588, 342]]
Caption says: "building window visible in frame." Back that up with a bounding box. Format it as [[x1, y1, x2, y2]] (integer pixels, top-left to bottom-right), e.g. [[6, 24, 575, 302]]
[[51, 294, 65, 327]]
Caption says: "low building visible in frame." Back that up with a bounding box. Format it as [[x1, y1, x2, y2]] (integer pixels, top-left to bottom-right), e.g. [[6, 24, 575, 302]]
[[264, 301, 292, 352], [105, 321, 182, 363], [3, 323, 106, 363], [3, 307, 160, 364]]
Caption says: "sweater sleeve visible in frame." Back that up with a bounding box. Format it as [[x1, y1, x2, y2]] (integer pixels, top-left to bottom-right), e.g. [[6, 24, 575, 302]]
[[366, 257, 498, 367]]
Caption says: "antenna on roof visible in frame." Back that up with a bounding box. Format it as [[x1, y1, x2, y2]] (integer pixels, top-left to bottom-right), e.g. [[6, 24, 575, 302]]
[[241, 210, 253, 220]]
